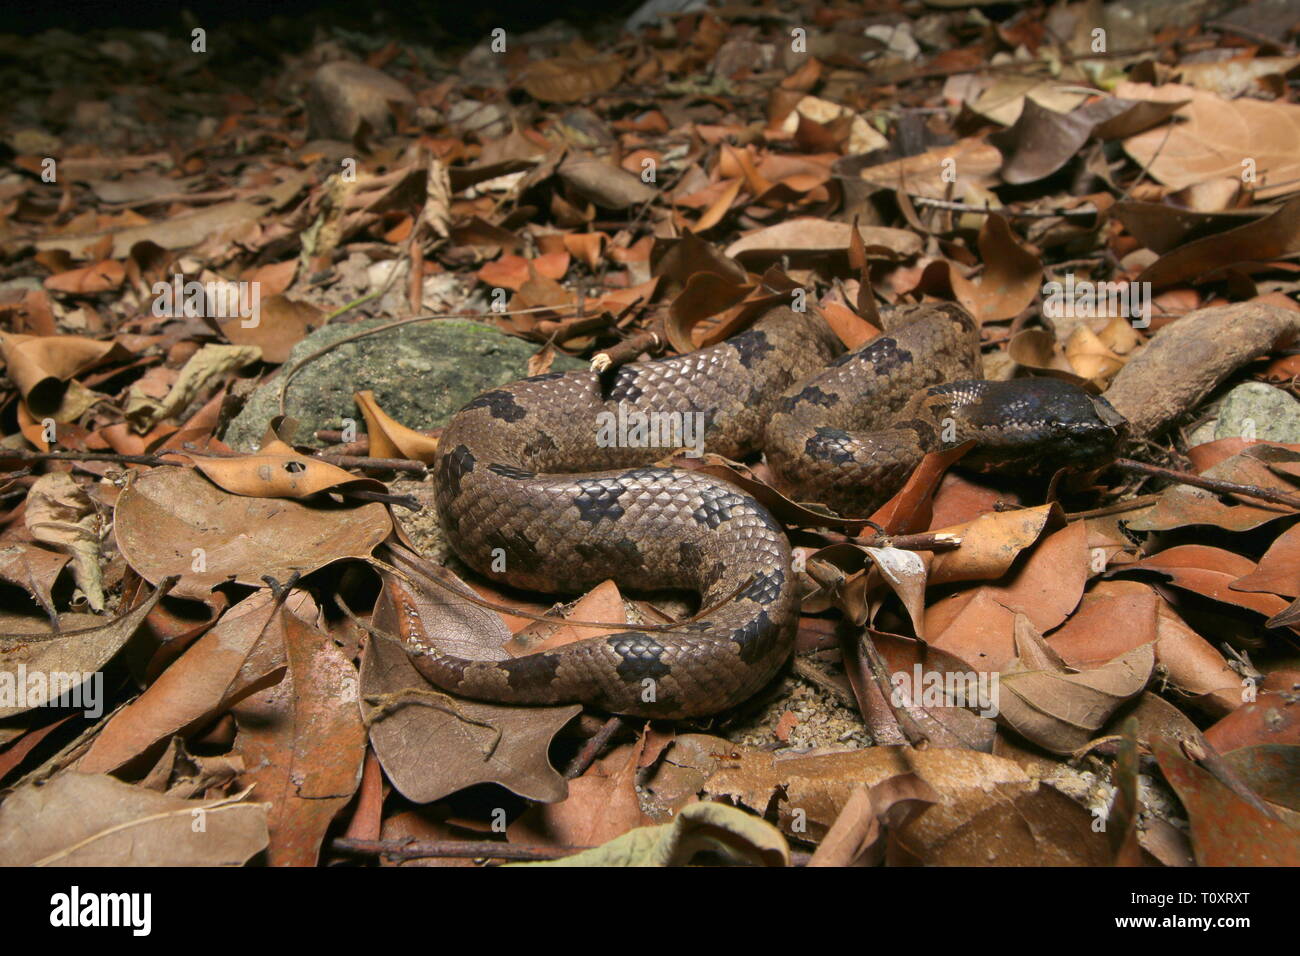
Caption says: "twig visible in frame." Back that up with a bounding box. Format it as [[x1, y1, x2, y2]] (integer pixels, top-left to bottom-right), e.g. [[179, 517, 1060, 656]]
[[1, 448, 188, 469], [1065, 494, 1161, 520], [591, 330, 663, 372], [536, 312, 614, 342], [1206, 20, 1298, 54], [866, 531, 961, 551], [1112, 459, 1300, 511], [345, 489, 422, 510], [1116, 120, 1174, 204], [320, 454, 427, 475], [181, 443, 428, 475], [100, 188, 238, 209], [792, 657, 859, 709], [564, 715, 626, 778], [331, 836, 588, 862], [858, 628, 930, 748], [910, 196, 1099, 219]]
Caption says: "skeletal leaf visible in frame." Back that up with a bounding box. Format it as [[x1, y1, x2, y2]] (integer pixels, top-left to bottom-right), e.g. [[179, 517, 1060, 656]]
[[24, 472, 106, 611]]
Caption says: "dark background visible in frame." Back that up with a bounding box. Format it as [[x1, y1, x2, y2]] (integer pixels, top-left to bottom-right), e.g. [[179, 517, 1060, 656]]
[[0, 0, 641, 39]]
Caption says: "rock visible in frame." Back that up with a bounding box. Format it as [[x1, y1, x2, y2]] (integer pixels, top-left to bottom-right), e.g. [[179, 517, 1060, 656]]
[[1190, 382, 1300, 446], [625, 0, 708, 31], [305, 61, 414, 142], [712, 39, 774, 79], [223, 318, 585, 452], [446, 99, 511, 140], [1103, 302, 1300, 442]]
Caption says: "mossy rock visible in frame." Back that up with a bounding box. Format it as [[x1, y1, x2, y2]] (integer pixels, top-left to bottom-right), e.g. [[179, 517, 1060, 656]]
[[224, 318, 584, 451]]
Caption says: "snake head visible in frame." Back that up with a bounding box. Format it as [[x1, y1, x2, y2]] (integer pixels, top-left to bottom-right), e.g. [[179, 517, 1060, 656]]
[[924, 378, 1128, 474]]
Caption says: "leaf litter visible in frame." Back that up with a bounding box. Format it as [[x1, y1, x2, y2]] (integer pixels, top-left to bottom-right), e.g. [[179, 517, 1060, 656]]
[[0, 0, 1297, 868]]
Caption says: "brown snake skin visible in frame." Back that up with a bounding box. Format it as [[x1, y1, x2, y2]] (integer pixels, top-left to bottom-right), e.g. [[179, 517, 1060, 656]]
[[419, 304, 1126, 718]]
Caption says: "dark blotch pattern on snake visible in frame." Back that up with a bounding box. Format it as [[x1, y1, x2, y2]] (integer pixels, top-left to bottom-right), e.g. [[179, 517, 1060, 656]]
[[423, 304, 1126, 717]]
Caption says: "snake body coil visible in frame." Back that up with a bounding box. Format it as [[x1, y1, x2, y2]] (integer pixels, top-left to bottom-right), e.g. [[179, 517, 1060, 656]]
[[420, 305, 1125, 717]]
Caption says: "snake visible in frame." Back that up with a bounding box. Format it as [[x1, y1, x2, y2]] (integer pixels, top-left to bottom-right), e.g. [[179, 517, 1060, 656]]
[[416, 303, 1127, 718]]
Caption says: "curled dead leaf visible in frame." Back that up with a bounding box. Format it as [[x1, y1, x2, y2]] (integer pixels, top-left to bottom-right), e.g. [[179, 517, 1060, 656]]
[[354, 390, 440, 464], [998, 614, 1154, 754]]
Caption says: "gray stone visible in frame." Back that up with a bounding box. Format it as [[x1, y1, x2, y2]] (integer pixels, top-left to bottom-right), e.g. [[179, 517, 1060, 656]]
[[305, 61, 414, 142], [1190, 381, 1300, 446], [223, 318, 584, 452]]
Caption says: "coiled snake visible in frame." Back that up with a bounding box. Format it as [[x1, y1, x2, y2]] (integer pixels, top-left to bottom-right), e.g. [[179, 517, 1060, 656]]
[[417, 304, 1126, 718]]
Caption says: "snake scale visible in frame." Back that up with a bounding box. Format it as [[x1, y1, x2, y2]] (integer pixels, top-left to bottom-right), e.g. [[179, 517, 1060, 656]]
[[418, 304, 1127, 718]]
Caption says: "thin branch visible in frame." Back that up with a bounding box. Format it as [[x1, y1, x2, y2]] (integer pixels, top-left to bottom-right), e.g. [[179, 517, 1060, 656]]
[[1065, 494, 1161, 520], [859, 628, 931, 748], [910, 196, 1099, 219], [331, 836, 589, 862], [181, 443, 428, 475], [1113, 458, 1300, 512], [564, 715, 626, 778], [1, 448, 188, 469]]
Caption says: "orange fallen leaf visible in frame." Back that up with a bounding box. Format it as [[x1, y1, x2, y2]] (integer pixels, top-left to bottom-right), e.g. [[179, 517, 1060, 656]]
[[354, 391, 440, 463]]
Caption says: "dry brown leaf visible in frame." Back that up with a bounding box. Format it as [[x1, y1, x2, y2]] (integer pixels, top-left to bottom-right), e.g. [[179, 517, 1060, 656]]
[[1122, 545, 1291, 620], [0, 331, 129, 414], [1152, 735, 1300, 866], [966, 76, 1092, 126], [1064, 324, 1126, 384], [216, 294, 321, 365], [509, 737, 652, 850], [0, 772, 267, 866], [1048, 580, 1241, 716], [232, 610, 366, 866], [507, 578, 629, 656], [0, 540, 69, 617], [1119, 81, 1300, 200], [1232, 522, 1300, 598], [123, 343, 261, 431], [360, 558, 580, 804], [724, 218, 921, 263], [1127, 449, 1298, 533], [1205, 670, 1300, 752], [1136, 195, 1300, 292], [0, 583, 168, 719], [806, 774, 939, 867], [43, 259, 126, 294], [557, 154, 656, 210], [1174, 56, 1300, 98], [892, 773, 1111, 865], [185, 438, 388, 499], [858, 138, 1002, 200], [114, 466, 391, 600], [690, 740, 1033, 845], [998, 614, 1154, 754], [25, 472, 106, 611], [354, 390, 440, 463], [77, 591, 313, 774], [927, 503, 1056, 586], [523, 55, 624, 104], [949, 213, 1042, 323]]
